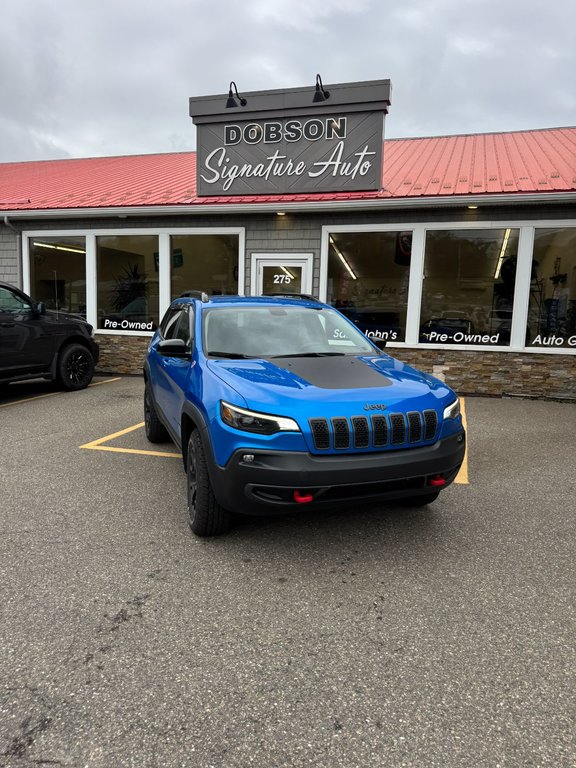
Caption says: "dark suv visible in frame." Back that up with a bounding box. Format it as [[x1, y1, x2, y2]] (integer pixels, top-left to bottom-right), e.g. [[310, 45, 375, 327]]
[[0, 281, 99, 390]]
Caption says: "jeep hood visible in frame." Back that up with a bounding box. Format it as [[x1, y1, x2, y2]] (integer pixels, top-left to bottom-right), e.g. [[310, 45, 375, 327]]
[[207, 354, 453, 414]]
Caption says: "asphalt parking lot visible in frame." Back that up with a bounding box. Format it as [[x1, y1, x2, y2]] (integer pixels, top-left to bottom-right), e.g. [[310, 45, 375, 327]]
[[0, 377, 574, 768]]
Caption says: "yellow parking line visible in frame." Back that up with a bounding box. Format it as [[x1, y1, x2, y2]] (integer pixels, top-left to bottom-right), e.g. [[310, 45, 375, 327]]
[[81, 421, 146, 447], [83, 444, 182, 458], [80, 422, 181, 458], [454, 397, 469, 484], [0, 377, 121, 409], [89, 377, 122, 387]]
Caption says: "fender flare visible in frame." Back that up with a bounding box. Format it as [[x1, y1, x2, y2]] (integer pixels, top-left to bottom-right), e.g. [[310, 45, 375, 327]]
[[180, 401, 218, 475]]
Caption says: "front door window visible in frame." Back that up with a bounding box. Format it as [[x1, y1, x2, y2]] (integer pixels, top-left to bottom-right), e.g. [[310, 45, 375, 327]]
[[251, 254, 313, 297]]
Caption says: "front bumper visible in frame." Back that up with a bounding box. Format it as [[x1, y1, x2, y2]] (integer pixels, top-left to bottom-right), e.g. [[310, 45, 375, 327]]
[[207, 430, 466, 515]]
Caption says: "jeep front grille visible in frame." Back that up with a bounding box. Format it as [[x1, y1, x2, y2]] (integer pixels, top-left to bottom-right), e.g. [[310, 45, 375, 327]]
[[389, 413, 406, 445], [331, 417, 350, 450], [310, 418, 331, 450], [407, 411, 422, 443], [351, 416, 370, 448], [371, 415, 388, 446], [309, 409, 438, 451], [423, 409, 438, 441]]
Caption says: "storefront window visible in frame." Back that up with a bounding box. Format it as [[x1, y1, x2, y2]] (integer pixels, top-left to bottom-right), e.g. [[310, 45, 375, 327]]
[[327, 231, 411, 343], [526, 228, 576, 350], [169, 234, 239, 299], [96, 235, 159, 331], [29, 236, 86, 317], [420, 228, 520, 346]]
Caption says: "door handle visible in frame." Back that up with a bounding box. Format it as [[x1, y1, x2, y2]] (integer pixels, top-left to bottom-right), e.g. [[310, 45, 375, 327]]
[[0, 322, 15, 327]]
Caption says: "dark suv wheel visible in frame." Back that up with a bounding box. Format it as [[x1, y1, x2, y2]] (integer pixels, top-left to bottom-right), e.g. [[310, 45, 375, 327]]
[[57, 344, 95, 390]]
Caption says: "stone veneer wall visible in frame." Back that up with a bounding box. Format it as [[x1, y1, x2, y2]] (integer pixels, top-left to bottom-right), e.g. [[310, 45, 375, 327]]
[[396, 349, 576, 400], [96, 335, 150, 375], [95, 333, 576, 400]]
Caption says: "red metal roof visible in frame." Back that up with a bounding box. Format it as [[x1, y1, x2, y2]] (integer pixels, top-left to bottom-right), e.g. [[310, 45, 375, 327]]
[[1, 127, 575, 212]]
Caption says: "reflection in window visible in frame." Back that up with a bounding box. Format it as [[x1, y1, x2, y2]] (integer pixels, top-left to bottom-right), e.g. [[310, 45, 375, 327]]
[[97, 235, 159, 331], [527, 228, 576, 349], [29, 237, 86, 317], [327, 231, 411, 342], [420, 229, 520, 346], [169, 235, 239, 300], [0, 286, 31, 312]]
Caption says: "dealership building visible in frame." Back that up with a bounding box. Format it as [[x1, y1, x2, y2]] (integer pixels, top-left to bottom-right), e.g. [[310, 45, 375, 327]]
[[1, 79, 575, 398]]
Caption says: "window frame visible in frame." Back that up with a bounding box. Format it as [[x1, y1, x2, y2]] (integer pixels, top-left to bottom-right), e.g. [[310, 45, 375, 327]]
[[320, 221, 576, 355], [22, 227, 245, 338]]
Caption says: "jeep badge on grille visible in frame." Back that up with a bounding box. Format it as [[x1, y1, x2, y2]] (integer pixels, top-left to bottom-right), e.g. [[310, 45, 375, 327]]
[[364, 403, 387, 411]]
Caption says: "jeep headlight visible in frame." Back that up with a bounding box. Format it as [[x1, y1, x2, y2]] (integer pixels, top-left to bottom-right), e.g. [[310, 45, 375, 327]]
[[443, 398, 461, 420], [220, 401, 300, 435]]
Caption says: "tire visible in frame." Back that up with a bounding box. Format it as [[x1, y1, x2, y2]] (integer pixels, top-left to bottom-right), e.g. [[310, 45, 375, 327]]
[[57, 343, 95, 390], [396, 491, 440, 508], [144, 384, 169, 443], [187, 430, 231, 537]]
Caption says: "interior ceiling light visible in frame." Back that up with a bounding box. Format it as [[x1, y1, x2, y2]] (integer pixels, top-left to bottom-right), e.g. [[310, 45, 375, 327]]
[[330, 235, 357, 280], [313, 73, 330, 103], [33, 241, 86, 254], [226, 81, 247, 109], [494, 228, 511, 279], [276, 211, 286, 216], [468, 205, 478, 209]]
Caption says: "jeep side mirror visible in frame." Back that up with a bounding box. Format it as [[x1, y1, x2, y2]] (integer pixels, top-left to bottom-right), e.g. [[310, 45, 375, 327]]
[[372, 338, 387, 350], [35, 302, 46, 315], [157, 338, 190, 357]]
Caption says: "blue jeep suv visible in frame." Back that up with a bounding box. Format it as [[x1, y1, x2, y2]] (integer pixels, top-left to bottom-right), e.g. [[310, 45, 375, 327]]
[[144, 293, 465, 536]]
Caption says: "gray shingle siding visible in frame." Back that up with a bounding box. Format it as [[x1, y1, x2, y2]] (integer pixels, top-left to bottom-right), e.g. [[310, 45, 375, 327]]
[[0, 225, 20, 286]]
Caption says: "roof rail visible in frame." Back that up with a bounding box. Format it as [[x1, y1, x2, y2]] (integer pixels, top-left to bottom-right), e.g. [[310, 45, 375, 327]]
[[179, 290, 210, 302], [266, 293, 320, 302]]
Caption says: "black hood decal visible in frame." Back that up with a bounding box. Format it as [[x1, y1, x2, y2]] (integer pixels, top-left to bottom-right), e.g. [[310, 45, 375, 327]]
[[270, 356, 393, 390]]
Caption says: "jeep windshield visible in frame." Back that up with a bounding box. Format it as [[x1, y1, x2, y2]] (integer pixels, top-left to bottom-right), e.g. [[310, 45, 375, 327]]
[[203, 306, 376, 359]]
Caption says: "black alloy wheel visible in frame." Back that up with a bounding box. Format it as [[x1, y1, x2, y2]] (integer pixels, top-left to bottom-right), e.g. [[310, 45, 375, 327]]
[[186, 430, 231, 537], [144, 385, 169, 442], [57, 344, 95, 390]]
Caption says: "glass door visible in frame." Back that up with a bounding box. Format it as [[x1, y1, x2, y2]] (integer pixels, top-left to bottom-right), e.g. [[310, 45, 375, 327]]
[[251, 253, 313, 297]]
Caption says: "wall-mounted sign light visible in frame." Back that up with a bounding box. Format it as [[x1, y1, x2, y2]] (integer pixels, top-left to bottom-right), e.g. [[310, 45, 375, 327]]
[[226, 81, 247, 109], [313, 73, 330, 103]]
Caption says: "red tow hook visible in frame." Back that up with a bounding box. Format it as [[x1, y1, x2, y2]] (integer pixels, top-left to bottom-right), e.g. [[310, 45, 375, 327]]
[[429, 475, 446, 487], [293, 490, 314, 504]]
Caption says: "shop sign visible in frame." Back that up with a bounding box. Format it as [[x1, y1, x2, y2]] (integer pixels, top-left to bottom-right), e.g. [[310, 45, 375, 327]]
[[531, 334, 576, 347], [422, 331, 503, 344], [101, 317, 155, 331], [195, 113, 383, 196], [189, 79, 391, 197]]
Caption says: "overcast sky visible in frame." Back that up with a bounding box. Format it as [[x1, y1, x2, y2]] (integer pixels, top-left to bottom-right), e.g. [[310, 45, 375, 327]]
[[1, 0, 575, 163]]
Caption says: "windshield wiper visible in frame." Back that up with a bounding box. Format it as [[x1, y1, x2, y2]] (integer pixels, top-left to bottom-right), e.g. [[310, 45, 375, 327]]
[[270, 352, 347, 358], [208, 351, 256, 359]]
